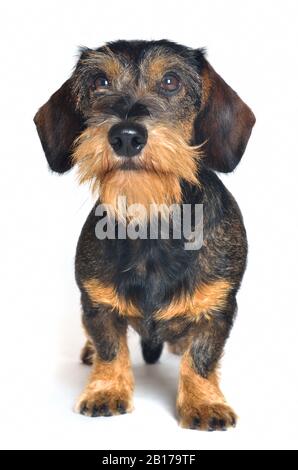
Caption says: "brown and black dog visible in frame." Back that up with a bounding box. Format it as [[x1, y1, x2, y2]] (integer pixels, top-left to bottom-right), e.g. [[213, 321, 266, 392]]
[[34, 40, 255, 431]]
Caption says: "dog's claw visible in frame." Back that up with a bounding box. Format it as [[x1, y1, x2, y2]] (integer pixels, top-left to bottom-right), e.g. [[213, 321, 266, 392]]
[[116, 401, 127, 414]]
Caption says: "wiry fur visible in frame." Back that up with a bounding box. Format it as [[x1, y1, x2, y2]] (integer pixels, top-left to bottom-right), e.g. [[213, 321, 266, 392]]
[[73, 121, 201, 219], [34, 39, 255, 431]]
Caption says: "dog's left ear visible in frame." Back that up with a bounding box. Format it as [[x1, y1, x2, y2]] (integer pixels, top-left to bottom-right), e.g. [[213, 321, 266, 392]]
[[34, 79, 84, 173], [194, 60, 256, 173]]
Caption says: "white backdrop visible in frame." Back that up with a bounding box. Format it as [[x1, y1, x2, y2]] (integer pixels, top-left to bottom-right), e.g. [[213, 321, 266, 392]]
[[0, 0, 297, 450]]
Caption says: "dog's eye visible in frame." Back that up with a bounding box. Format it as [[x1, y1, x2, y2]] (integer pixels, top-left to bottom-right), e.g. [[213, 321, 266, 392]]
[[160, 73, 181, 94], [93, 74, 110, 91]]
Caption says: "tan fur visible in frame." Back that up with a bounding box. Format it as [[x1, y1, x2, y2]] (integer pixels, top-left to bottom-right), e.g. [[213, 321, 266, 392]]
[[72, 121, 120, 191], [156, 279, 231, 322], [144, 55, 172, 85], [78, 49, 123, 81], [177, 351, 237, 429], [83, 279, 139, 317], [100, 170, 182, 220], [75, 336, 134, 416], [143, 122, 200, 183], [180, 112, 197, 142], [73, 122, 201, 220], [168, 336, 192, 356], [200, 65, 213, 106]]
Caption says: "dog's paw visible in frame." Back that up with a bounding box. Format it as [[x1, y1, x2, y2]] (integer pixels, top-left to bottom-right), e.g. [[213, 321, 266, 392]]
[[75, 387, 133, 417], [178, 403, 237, 431], [80, 340, 95, 366]]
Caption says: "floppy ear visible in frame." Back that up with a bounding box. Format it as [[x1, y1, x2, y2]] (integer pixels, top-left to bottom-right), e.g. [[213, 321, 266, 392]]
[[34, 79, 84, 173], [194, 61, 255, 173]]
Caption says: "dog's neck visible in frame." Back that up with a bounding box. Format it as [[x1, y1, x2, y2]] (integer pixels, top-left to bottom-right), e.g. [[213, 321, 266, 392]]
[[99, 169, 183, 221]]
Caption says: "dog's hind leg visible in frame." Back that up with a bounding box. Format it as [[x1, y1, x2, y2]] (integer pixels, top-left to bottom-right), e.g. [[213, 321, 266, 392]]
[[80, 339, 95, 365], [167, 336, 192, 356], [141, 337, 163, 364]]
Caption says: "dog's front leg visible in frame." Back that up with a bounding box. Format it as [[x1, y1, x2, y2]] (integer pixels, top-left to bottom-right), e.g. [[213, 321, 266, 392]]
[[75, 302, 134, 417], [177, 297, 237, 431]]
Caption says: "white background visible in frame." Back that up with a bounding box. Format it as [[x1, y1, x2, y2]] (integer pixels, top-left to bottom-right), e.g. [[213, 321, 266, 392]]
[[0, 0, 297, 450]]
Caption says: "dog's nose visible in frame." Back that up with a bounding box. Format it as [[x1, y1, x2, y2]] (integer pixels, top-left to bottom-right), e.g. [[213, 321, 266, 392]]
[[108, 123, 148, 157]]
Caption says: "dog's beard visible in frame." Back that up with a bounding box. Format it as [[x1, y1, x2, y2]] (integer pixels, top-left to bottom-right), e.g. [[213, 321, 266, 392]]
[[72, 121, 201, 221], [99, 170, 183, 221]]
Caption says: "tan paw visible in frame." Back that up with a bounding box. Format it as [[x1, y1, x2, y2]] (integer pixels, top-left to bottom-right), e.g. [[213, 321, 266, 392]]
[[80, 340, 95, 366], [178, 402, 237, 431], [75, 385, 133, 417]]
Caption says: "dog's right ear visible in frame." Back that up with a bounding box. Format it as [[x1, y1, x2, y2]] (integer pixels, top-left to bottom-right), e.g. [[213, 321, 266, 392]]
[[34, 79, 84, 173]]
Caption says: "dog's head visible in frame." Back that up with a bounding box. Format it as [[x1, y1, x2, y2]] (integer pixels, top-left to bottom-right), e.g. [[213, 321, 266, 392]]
[[34, 40, 255, 212]]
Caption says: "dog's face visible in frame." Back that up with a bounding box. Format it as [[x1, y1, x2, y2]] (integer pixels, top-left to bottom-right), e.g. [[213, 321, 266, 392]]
[[34, 40, 255, 212]]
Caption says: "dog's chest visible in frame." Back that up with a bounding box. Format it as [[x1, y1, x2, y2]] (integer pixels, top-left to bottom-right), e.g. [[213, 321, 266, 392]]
[[115, 255, 191, 339], [109, 238, 198, 320], [78, 229, 200, 339]]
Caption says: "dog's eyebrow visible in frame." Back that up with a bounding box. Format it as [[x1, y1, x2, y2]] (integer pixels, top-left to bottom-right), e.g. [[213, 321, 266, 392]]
[[77, 48, 124, 77], [139, 49, 199, 79], [136, 49, 201, 97]]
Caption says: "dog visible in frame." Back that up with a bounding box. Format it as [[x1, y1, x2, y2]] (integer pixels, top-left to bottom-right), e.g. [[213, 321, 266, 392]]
[[34, 40, 255, 431]]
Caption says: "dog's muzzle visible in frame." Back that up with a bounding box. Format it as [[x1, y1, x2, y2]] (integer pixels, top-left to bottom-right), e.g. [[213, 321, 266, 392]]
[[108, 122, 148, 157]]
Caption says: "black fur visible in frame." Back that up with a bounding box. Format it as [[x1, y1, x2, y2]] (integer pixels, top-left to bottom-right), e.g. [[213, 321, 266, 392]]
[[34, 80, 84, 173], [81, 291, 127, 362], [190, 297, 237, 378], [141, 338, 163, 364]]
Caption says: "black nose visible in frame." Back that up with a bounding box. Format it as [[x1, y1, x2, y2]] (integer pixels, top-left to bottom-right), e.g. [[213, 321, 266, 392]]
[[108, 123, 148, 157]]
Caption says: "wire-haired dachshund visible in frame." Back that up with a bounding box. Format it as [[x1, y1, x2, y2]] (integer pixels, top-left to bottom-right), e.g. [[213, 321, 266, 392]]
[[34, 40, 255, 431]]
